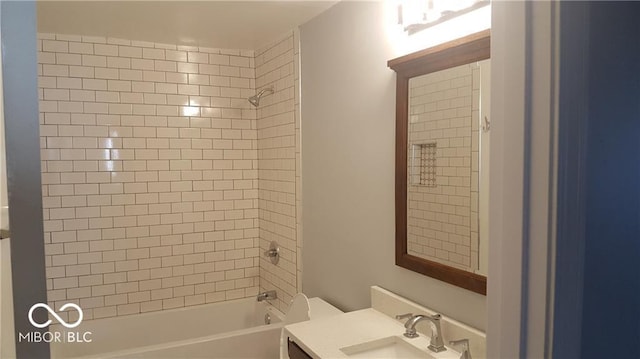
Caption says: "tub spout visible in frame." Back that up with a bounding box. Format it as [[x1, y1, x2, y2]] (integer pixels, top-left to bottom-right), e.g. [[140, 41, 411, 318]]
[[256, 290, 277, 302]]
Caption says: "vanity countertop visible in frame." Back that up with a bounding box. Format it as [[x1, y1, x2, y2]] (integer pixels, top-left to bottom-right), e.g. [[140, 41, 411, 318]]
[[284, 308, 458, 359]]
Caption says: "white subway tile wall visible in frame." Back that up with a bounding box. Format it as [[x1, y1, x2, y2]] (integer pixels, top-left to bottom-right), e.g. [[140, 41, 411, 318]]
[[36, 32, 302, 320], [255, 31, 300, 312], [406, 63, 480, 272], [294, 28, 303, 296]]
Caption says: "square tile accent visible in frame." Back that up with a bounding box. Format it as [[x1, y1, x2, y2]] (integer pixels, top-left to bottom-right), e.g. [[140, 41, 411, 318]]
[[410, 142, 437, 187]]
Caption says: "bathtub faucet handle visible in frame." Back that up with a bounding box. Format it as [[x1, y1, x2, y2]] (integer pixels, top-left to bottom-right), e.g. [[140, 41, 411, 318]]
[[264, 248, 279, 257], [263, 241, 280, 265]]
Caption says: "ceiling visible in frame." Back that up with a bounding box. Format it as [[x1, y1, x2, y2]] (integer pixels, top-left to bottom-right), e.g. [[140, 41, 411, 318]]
[[37, 1, 337, 50]]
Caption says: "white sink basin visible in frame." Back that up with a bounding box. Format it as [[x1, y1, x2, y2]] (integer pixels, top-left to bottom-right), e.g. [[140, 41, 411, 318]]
[[340, 336, 433, 358]]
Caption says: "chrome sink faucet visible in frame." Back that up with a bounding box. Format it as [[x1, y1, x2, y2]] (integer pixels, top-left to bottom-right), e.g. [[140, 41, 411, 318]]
[[395, 313, 446, 353]]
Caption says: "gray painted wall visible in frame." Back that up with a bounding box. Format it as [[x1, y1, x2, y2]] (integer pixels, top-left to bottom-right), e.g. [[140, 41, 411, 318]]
[[300, 1, 486, 330], [1, 1, 50, 357]]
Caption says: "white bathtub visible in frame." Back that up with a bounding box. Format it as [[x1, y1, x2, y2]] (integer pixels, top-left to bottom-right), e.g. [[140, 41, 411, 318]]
[[51, 298, 284, 359]]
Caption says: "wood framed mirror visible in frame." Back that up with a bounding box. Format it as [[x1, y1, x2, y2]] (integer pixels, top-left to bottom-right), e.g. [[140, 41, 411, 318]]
[[388, 30, 490, 295]]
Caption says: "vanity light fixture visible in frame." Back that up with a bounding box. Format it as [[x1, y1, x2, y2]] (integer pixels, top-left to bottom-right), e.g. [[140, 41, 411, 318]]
[[398, 0, 490, 35]]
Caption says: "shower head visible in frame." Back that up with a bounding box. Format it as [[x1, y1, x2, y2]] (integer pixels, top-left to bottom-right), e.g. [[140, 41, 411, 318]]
[[248, 95, 260, 107], [248, 87, 274, 107]]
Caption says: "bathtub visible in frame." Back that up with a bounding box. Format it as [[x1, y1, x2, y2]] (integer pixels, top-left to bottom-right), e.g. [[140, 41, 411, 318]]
[[51, 297, 284, 358]]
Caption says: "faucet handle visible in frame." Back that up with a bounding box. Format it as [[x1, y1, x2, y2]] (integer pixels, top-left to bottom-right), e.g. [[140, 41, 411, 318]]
[[395, 313, 413, 321], [449, 338, 472, 359]]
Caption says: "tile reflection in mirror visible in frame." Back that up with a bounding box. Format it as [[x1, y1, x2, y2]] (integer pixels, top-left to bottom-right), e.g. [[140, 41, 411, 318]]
[[406, 59, 490, 276]]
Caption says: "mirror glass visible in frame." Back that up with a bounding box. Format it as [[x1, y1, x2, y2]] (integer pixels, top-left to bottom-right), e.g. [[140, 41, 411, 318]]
[[406, 59, 490, 276]]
